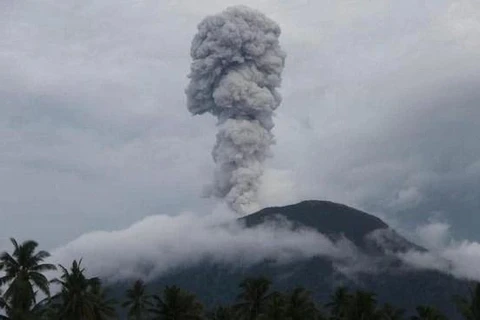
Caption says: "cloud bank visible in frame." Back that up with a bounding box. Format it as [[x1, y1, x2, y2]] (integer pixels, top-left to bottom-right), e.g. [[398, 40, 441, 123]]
[[50, 212, 480, 285], [399, 222, 480, 282], [51, 209, 355, 281]]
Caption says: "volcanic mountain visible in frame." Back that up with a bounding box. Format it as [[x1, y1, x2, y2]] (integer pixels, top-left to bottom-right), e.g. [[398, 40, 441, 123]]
[[111, 200, 468, 319], [241, 200, 421, 253]]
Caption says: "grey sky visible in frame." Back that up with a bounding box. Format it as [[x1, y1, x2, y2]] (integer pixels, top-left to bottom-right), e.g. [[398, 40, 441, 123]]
[[0, 0, 479, 252]]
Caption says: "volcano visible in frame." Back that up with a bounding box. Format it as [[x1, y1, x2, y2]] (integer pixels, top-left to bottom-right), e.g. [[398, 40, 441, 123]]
[[111, 200, 468, 319]]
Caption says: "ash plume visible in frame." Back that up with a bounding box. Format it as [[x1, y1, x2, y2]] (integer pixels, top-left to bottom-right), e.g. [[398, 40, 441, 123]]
[[186, 6, 286, 214]]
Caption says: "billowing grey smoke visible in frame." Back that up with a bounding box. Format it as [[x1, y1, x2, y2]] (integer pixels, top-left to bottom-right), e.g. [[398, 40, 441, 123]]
[[186, 6, 286, 214]]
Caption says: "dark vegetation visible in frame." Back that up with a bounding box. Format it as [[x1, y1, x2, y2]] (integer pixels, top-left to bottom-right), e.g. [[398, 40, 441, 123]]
[[0, 238, 480, 320]]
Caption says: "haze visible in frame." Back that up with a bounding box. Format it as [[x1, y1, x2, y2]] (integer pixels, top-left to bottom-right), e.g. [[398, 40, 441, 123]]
[[1, 0, 479, 262]]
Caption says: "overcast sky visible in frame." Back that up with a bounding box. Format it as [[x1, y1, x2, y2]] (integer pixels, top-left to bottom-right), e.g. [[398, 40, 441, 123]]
[[1, 0, 479, 251]]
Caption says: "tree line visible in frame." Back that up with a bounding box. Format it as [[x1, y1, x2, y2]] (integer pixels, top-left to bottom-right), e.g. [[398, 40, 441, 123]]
[[1, 238, 480, 320]]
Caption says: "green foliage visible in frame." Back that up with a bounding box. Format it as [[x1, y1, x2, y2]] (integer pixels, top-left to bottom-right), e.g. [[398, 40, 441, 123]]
[[122, 279, 153, 320], [325, 286, 352, 319], [346, 290, 380, 320], [285, 287, 320, 320], [455, 282, 480, 320], [258, 292, 287, 320], [379, 303, 405, 320], [234, 277, 273, 320], [1, 238, 480, 320], [410, 305, 447, 320], [50, 259, 117, 320], [326, 288, 377, 320], [149, 285, 203, 320], [0, 238, 56, 319], [207, 305, 236, 320]]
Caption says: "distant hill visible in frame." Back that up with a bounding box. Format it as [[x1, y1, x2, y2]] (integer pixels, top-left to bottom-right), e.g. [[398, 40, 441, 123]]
[[243, 200, 388, 235], [241, 200, 422, 253], [110, 200, 468, 319]]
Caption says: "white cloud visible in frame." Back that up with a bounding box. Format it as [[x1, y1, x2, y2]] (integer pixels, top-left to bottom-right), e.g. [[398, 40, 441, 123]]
[[50, 208, 355, 282], [415, 222, 451, 250], [399, 221, 480, 282]]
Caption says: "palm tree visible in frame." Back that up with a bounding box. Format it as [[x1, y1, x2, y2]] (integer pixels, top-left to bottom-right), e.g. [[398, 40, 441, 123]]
[[35, 297, 60, 320], [122, 279, 152, 320], [258, 292, 287, 320], [379, 303, 405, 320], [89, 280, 117, 319], [325, 286, 351, 319], [207, 306, 236, 320], [285, 287, 319, 320], [52, 259, 111, 320], [347, 290, 379, 320], [455, 282, 480, 320], [0, 288, 6, 309], [0, 238, 56, 318], [0, 288, 54, 320], [235, 277, 273, 320], [0, 288, 12, 320], [410, 306, 447, 320], [149, 285, 203, 320]]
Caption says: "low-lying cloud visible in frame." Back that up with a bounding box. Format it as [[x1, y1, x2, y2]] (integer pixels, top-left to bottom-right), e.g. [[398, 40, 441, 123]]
[[399, 221, 480, 282], [51, 208, 356, 281], [22, 211, 480, 286]]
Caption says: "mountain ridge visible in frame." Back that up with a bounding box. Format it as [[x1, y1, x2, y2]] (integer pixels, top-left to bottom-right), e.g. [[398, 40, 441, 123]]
[[241, 200, 422, 254], [110, 200, 467, 319]]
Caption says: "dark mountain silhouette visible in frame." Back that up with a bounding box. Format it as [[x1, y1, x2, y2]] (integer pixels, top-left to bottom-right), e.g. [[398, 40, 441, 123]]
[[110, 200, 468, 319], [243, 200, 388, 235], [241, 200, 422, 253]]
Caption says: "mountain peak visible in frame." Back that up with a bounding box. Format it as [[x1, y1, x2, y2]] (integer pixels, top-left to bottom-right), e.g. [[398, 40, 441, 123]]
[[110, 200, 463, 319], [241, 200, 389, 246]]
